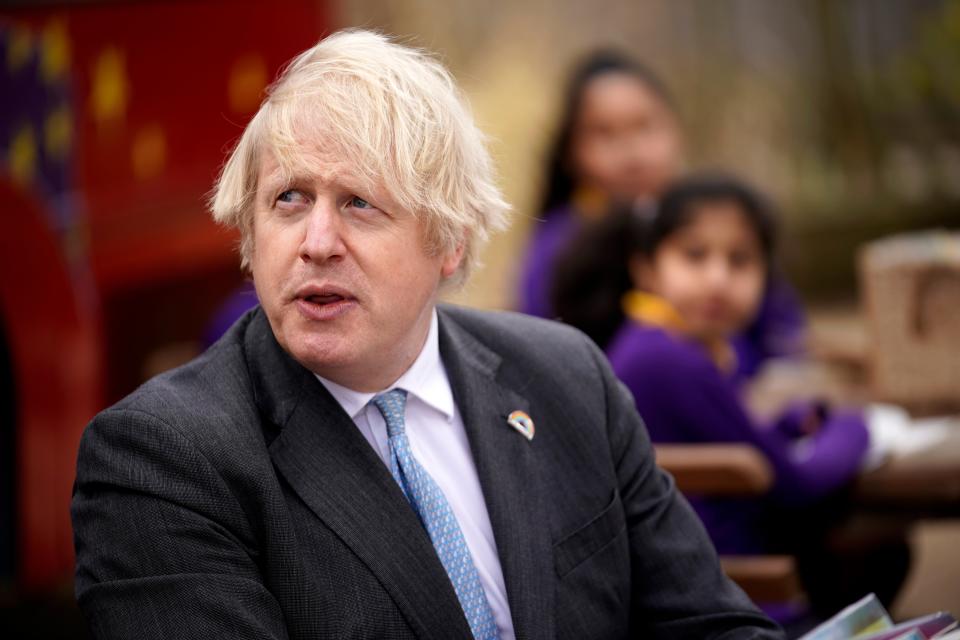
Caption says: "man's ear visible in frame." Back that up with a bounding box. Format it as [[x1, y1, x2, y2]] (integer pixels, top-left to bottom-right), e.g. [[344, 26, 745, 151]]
[[440, 241, 465, 279]]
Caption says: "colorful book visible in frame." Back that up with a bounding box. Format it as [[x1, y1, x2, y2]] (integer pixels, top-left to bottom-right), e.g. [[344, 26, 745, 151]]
[[799, 593, 893, 640], [858, 612, 957, 640]]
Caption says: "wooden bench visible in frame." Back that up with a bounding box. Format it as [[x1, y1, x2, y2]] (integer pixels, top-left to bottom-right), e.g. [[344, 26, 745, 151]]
[[654, 444, 805, 605]]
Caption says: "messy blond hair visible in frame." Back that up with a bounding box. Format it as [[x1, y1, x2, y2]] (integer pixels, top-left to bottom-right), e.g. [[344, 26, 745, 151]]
[[210, 29, 510, 288]]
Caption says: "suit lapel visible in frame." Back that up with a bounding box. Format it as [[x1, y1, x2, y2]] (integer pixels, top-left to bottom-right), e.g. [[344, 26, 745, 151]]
[[438, 309, 556, 640], [244, 309, 472, 640]]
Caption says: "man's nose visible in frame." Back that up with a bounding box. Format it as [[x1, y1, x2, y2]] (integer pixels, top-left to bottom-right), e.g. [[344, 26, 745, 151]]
[[299, 200, 346, 264]]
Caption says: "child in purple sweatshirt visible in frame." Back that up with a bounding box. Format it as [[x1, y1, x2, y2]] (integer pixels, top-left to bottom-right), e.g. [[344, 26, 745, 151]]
[[552, 174, 908, 618], [519, 50, 682, 321], [519, 51, 805, 380]]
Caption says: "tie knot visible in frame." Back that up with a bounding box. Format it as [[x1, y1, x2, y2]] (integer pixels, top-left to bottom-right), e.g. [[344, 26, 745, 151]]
[[371, 389, 408, 438]]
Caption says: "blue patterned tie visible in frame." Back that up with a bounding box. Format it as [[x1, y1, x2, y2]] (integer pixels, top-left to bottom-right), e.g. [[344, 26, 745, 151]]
[[371, 389, 499, 640]]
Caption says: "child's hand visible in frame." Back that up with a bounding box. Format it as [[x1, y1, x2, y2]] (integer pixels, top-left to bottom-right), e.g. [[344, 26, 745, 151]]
[[771, 400, 829, 438], [799, 401, 829, 435]]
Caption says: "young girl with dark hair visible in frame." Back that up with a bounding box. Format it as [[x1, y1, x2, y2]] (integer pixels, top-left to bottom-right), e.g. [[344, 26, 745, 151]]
[[519, 50, 683, 320], [552, 174, 909, 618]]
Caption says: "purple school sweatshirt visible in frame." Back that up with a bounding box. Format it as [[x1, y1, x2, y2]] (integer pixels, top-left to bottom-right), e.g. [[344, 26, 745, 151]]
[[607, 321, 869, 554], [517, 206, 581, 319]]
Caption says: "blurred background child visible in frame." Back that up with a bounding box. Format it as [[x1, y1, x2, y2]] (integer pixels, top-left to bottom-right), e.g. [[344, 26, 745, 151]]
[[518, 50, 682, 319], [520, 51, 805, 380], [551, 173, 910, 618]]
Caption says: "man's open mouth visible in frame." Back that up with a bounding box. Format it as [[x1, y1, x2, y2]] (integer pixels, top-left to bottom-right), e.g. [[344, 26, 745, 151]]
[[294, 288, 356, 320], [304, 294, 346, 305]]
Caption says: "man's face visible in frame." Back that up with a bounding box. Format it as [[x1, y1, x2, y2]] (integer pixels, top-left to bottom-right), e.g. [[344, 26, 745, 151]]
[[250, 149, 462, 391]]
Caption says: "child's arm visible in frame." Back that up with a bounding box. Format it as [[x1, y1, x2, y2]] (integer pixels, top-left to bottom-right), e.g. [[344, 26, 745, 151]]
[[640, 351, 869, 506], [766, 400, 828, 439]]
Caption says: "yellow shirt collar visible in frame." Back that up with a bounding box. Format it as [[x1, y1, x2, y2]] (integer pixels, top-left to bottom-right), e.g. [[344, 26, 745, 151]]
[[622, 290, 737, 373]]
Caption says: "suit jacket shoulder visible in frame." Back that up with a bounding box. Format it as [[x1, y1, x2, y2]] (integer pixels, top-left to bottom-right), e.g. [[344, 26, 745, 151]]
[[436, 304, 610, 408], [100, 307, 311, 470]]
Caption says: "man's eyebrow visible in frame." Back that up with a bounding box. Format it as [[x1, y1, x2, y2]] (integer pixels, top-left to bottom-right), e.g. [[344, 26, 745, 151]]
[[258, 167, 375, 199], [261, 171, 296, 189], [262, 166, 350, 187], [259, 172, 313, 198]]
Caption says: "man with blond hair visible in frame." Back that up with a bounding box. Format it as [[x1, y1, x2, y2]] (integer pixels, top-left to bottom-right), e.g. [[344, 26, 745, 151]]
[[72, 30, 782, 640]]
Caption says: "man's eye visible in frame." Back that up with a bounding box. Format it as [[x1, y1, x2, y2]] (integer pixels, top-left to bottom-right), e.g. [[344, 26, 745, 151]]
[[350, 196, 373, 209], [277, 189, 307, 204]]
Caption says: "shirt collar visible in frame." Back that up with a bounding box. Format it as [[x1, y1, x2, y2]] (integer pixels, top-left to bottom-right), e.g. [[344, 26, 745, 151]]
[[314, 309, 455, 422]]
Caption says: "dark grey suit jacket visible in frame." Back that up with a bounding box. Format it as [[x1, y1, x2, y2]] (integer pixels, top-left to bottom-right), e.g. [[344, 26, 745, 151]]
[[72, 305, 783, 639]]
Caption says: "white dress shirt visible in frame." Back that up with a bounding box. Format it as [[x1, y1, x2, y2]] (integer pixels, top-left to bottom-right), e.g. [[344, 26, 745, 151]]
[[314, 310, 515, 640]]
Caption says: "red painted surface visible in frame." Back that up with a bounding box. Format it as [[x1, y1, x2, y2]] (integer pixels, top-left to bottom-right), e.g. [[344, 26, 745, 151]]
[[2, 0, 327, 589], [10, 0, 326, 293], [0, 178, 102, 590]]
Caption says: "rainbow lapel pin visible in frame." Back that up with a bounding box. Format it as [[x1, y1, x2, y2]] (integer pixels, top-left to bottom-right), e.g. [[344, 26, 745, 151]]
[[507, 410, 535, 441]]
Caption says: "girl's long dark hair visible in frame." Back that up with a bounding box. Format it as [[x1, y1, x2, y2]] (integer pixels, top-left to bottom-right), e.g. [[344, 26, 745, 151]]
[[538, 51, 675, 217], [550, 173, 778, 349]]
